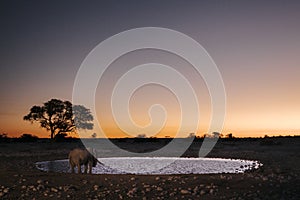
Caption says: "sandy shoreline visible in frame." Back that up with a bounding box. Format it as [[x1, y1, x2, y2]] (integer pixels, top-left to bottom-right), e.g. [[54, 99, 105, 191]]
[[0, 137, 299, 199]]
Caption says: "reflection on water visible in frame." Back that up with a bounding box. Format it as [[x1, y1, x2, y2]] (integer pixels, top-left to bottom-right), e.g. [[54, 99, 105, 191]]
[[36, 157, 262, 175]]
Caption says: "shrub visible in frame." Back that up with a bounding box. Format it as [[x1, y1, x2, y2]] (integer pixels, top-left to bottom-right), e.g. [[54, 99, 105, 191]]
[[19, 133, 38, 142]]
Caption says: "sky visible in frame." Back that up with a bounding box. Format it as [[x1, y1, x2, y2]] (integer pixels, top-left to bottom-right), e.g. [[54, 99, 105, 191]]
[[0, 0, 300, 138]]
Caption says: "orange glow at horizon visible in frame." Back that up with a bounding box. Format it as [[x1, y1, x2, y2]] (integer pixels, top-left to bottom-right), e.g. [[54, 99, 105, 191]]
[[2, 108, 299, 139], [4, 125, 300, 139]]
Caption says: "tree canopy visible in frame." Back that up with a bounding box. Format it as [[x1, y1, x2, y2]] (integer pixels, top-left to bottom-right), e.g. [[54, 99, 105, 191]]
[[23, 99, 93, 139]]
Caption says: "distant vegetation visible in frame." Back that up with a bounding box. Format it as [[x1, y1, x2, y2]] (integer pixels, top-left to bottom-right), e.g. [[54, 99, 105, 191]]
[[0, 132, 80, 143], [135, 134, 147, 138], [0, 131, 299, 143], [23, 99, 94, 140]]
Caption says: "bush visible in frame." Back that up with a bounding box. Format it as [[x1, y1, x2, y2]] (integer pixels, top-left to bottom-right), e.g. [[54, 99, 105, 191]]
[[19, 133, 38, 142], [54, 133, 68, 142], [0, 133, 9, 142]]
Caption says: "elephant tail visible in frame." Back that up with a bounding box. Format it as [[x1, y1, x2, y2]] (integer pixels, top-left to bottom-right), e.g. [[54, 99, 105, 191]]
[[96, 159, 104, 166]]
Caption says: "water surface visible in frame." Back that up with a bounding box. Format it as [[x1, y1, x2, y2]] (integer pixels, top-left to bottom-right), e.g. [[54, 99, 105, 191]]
[[36, 157, 262, 174]]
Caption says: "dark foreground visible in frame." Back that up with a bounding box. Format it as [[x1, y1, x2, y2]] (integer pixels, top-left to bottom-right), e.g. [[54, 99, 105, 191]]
[[0, 137, 299, 199]]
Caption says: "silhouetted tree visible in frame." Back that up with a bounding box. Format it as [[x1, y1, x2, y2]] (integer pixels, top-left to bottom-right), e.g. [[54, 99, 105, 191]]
[[226, 133, 234, 139], [23, 99, 93, 140]]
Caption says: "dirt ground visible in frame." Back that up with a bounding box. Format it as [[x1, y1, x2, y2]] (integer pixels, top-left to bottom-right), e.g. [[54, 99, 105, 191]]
[[0, 137, 299, 199]]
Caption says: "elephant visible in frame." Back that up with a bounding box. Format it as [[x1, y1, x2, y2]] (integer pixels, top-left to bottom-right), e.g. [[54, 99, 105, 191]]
[[68, 148, 99, 174]]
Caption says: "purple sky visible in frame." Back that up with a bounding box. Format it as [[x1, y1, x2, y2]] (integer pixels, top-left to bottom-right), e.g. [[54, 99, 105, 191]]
[[0, 0, 300, 138]]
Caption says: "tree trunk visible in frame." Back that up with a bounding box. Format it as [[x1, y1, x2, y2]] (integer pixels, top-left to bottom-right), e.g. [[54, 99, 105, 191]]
[[50, 122, 55, 140], [49, 115, 54, 140], [50, 129, 55, 140]]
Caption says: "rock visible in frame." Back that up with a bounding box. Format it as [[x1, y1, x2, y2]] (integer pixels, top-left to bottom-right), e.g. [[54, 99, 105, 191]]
[[180, 189, 190, 194], [37, 179, 43, 184], [155, 177, 160, 180], [200, 190, 206, 195], [209, 189, 214, 194], [67, 185, 79, 191], [220, 175, 226, 179], [157, 187, 163, 191], [94, 185, 99, 190], [21, 185, 26, 189], [37, 184, 45, 190], [3, 188, 9, 193], [193, 186, 199, 194], [0, 192, 4, 197], [127, 187, 137, 197], [130, 177, 135, 181], [51, 188, 58, 192]]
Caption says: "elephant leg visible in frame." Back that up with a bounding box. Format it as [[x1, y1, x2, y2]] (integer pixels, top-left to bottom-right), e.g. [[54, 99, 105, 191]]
[[84, 164, 88, 174], [71, 164, 75, 173], [77, 164, 81, 174], [88, 162, 92, 174]]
